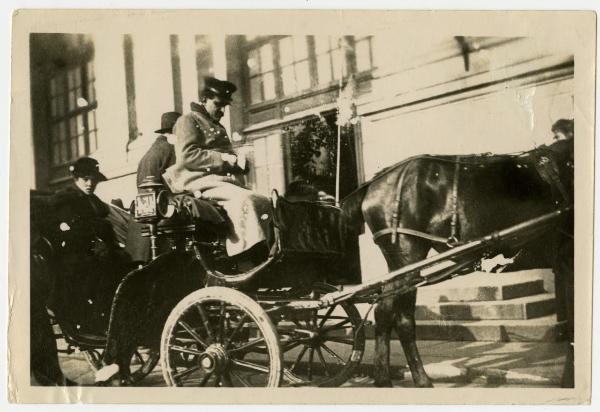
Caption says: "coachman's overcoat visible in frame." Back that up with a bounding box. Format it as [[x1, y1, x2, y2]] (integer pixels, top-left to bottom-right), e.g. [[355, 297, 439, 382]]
[[163, 103, 272, 256]]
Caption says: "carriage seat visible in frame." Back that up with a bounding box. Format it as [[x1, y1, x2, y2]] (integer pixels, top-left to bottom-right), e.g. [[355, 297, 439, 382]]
[[272, 194, 354, 256]]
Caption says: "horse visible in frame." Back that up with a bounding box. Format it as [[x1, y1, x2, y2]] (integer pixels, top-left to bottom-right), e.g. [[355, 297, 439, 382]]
[[341, 138, 574, 387]]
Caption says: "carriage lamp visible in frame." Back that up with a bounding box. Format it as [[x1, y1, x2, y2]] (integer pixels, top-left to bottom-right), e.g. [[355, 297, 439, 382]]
[[134, 177, 175, 221], [135, 176, 175, 260]]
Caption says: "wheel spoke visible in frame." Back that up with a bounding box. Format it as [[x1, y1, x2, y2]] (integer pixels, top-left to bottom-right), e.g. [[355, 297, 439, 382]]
[[281, 340, 303, 353], [169, 345, 203, 357], [324, 336, 354, 345], [134, 351, 144, 364], [230, 370, 250, 387], [318, 305, 336, 328], [173, 364, 202, 382], [178, 320, 209, 349], [315, 315, 350, 320], [229, 337, 265, 354], [221, 371, 234, 387], [321, 343, 346, 365], [218, 302, 226, 343], [195, 303, 215, 343], [289, 345, 308, 372], [311, 308, 318, 329], [290, 317, 304, 330], [307, 348, 314, 381], [224, 313, 249, 349], [199, 371, 213, 387], [321, 318, 352, 333], [316, 347, 331, 377], [231, 359, 270, 374]]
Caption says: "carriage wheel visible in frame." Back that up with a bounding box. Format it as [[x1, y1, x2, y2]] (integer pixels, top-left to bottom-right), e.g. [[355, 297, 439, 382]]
[[280, 283, 365, 387], [84, 347, 160, 385], [160, 287, 282, 387]]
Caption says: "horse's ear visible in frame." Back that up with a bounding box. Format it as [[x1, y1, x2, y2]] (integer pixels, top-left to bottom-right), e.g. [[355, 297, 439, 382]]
[[271, 189, 279, 208]]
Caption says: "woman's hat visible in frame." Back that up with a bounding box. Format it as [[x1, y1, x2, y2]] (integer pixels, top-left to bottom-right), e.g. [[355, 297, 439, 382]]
[[69, 157, 107, 181], [154, 111, 182, 134]]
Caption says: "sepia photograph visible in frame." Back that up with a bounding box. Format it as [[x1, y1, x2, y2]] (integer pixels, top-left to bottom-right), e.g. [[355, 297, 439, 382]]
[[7, 7, 595, 405]]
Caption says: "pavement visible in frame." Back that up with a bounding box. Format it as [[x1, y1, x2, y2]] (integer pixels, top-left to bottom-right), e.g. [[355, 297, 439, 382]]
[[58, 339, 568, 388]]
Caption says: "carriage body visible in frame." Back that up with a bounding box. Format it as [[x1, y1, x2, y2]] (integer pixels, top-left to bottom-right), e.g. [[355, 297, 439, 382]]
[[121, 185, 367, 388]]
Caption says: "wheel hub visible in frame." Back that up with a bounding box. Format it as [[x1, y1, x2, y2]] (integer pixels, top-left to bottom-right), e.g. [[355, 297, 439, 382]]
[[199, 344, 229, 374]]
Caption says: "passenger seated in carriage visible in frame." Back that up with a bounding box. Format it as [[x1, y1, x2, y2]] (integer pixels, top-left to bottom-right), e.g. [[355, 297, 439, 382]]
[[36, 157, 132, 334], [162, 77, 272, 265]]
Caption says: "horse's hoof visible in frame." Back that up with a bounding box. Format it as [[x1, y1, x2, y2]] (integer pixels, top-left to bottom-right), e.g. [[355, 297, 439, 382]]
[[415, 379, 434, 388]]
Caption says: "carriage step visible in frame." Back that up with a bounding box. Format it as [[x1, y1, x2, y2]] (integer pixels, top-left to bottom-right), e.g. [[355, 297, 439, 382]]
[[416, 271, 546, 302], [415, 293, 556, 321], [413, 315, 567, 342]]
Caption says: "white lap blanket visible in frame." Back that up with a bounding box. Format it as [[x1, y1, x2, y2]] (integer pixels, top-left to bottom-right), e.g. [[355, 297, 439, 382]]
[[168, 174, 272, 256]]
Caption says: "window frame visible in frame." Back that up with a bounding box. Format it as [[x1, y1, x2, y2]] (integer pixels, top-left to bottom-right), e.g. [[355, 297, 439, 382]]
[[243, 35, 375, 108], [47, 56, 98, 174]]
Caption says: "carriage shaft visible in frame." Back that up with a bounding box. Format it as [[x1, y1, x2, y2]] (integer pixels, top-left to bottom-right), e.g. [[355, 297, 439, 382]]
[[319, 207, 570, 307]]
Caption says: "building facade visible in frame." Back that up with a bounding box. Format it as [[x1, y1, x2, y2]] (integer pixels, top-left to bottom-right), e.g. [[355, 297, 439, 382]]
[[29, 32, 574, 278]]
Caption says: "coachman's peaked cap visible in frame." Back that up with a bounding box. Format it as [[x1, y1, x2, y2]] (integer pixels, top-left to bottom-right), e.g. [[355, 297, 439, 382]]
[[203, 77, 237, 103], [69, 157, 107, 181]]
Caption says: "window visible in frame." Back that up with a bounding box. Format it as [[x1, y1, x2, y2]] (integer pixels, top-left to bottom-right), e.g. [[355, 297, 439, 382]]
[[279, 36, 311, 95], [48, 61, 98, 169], [314, 36, 347, 85], [354, 36, 374, 72], [247, 43, 276, 104], [247, 134, 285, 196], [244, 35, 374, 104]]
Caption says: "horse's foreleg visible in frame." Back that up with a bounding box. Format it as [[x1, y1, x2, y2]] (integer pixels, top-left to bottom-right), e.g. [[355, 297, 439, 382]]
[[395, 290, 433, 388], [373, 298, 394, 387], [380, 234, 432, 388], [554, 237, 574, 388]]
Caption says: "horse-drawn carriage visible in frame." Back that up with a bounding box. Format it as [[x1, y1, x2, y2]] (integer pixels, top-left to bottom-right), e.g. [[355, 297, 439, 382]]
[[31, 138, 574, 388]]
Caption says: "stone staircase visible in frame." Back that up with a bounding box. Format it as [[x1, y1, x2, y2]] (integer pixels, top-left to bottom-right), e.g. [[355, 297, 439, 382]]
[[413, 269, 566, 342]]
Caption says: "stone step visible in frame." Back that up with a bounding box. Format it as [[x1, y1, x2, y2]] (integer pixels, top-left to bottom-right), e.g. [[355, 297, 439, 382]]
[[415, 293, 556, 321], [414, 315, 566, 342], [416, 270, 547, 302]]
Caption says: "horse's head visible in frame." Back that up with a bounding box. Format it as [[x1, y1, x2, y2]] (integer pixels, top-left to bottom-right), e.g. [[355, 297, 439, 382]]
[[549, 138, 574, 199], [533, 138, 574, 204]]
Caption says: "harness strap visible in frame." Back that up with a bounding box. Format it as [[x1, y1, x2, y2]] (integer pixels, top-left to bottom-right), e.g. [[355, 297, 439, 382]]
[[373, 227, 450, 244], [390, 165, 409, 245], [375, 156, 462, 247], [449, 156, 461, 244]]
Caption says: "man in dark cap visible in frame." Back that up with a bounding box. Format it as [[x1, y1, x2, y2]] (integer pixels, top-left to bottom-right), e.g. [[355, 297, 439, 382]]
[[136, 111, 181, 187], [163, 77, 272, 260], [551, 118, 574, 141]]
